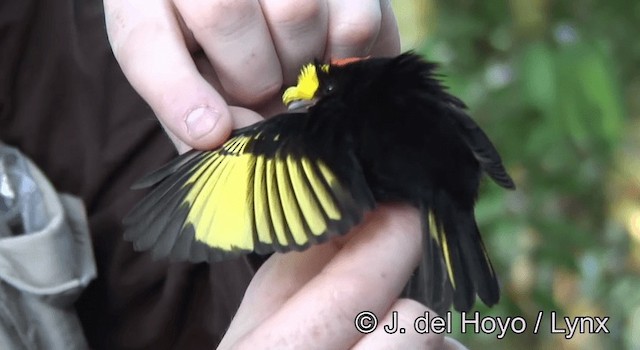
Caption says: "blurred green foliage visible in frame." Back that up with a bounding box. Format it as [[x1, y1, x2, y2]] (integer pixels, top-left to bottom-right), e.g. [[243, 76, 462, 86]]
[[392, 1, 640, 349]]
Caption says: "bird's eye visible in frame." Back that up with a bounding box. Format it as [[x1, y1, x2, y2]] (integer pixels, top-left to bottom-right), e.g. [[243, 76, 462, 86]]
[[323, 84, 335, 95]]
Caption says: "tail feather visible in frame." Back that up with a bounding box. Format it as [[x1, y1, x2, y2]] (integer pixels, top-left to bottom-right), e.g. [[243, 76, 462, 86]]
[[404, 195, 499, 312], [455, 213, 500, 307], [402, 206, 453, 315]]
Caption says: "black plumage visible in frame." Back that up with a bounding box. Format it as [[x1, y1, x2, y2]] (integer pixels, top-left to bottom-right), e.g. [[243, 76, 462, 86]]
[[124, 52, 514, 313]]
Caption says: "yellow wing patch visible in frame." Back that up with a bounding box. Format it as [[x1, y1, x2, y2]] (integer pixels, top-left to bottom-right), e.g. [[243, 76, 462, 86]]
[[124, 115, 374, 263], [180, 135, 347, 254]]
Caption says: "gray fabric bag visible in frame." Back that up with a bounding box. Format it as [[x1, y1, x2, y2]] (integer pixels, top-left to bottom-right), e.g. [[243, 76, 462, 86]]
[[0, 144, 96, 350]]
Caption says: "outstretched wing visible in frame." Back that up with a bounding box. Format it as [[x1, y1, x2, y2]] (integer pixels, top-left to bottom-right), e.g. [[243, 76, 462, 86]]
[[123, 113, 375, 262]]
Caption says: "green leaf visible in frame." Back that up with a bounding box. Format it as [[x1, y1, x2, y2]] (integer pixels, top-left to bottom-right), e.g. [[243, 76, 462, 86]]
[[576, 47, 625, 146], [520, 42, 556, 111]]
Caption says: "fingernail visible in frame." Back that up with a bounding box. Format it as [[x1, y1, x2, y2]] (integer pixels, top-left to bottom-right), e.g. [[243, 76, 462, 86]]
[[185, 107, 219, 139]]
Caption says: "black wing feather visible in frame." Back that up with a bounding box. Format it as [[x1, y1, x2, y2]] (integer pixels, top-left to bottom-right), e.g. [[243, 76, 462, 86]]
[[448, 107, 515, 189]]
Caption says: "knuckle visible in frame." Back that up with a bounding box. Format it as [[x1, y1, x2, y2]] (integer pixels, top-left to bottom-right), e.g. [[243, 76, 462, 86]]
[[267, 0, 322, 25], [178, 0, 256, 32], [332, 12, 381, 48]]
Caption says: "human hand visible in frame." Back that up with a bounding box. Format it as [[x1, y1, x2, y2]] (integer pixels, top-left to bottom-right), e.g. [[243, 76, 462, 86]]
[[218, 205, 467, 349], [104, 2, 470, 348], [104, 0, 401, 153]]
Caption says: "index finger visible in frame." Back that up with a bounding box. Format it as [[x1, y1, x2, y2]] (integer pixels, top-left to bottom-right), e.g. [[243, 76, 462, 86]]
[[105, 0, 232, 151]]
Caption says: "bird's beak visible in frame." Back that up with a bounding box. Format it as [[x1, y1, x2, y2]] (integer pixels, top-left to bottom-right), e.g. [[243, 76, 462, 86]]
[[286, 98, 318, 111], [282, 63, 322, 111]]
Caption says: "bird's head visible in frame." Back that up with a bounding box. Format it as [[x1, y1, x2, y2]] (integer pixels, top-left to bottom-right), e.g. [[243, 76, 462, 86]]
[[282, 57, 369, 111], [282, 54, 458, 114]]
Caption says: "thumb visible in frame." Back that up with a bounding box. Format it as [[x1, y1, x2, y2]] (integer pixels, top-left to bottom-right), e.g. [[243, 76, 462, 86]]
[[152, 78, 233, 153], [105, 0, 232, 152]]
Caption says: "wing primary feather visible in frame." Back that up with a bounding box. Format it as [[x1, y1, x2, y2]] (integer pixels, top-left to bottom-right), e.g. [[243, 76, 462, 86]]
[[145, 153, 223, 256], [151, 202, 192, 259], [265, 157, 290, 251], [304, 157, 368, 240], [300, 159, 343, 239], [186, 224, 209, 262], [253, 156, 278, 254], [287, 160, 315, 247], [131, 150, 201, 189], [286, 155, 328, 244], [123, 178, 184, 240], [229, 137, 247, 154], [298, 158, 342, 243], [125, 114, 373, 262], [190, 153, 235, 244], [246, 157, 260, 254], [125, 183, 191, 251], [276, 155, 312, 248], [311, 160, 360, 235], [169, 208, 198, 261], [182, 152, 229, 240], [300, 159, 340, 222], [222, 137, 242, 154], [124, 153, 205, 246], [263, 158, 284, 253], [123, 152, 206, 225], [272, 154, 299, 249]]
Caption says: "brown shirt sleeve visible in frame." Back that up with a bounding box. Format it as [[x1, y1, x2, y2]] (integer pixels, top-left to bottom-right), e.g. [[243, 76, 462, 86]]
[[0, 1, 256, 348]]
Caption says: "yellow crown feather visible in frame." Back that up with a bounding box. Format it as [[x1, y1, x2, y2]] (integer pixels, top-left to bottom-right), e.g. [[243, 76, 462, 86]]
[[282, 63, 329, 105]]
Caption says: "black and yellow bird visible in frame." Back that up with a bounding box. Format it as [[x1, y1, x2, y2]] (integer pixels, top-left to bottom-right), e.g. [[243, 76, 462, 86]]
[[123, 52, 515, 313]]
